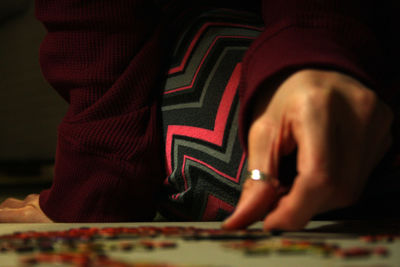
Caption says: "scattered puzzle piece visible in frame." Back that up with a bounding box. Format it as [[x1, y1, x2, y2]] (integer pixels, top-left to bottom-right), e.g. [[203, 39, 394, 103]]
[[224, 238, 390, 259]]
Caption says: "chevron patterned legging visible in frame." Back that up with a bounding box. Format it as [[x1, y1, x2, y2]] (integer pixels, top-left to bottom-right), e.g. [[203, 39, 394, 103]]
[[158, 9, 400, 221]]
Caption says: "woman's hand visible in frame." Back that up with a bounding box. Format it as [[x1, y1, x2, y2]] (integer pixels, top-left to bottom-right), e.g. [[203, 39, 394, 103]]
[[0, 194, 52, 222], [223, 69, 393, 231]]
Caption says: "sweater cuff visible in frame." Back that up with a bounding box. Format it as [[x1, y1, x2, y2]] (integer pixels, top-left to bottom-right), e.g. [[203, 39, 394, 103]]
[[239, 26, 375, 151]]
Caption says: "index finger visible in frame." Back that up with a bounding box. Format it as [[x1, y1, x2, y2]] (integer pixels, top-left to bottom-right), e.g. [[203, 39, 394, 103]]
[[222, 122, 282, 229]]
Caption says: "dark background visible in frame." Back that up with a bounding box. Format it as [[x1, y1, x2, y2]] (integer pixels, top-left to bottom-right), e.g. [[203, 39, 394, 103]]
[[0, 0, 67, 201]]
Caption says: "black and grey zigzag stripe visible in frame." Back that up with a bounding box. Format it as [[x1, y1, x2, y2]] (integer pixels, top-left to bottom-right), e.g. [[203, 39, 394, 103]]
[[159, 9, 262, 221]]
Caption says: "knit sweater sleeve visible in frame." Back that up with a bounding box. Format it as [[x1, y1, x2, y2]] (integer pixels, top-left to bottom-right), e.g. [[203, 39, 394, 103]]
[[238, 0, 387, 150], [36, 0, 168, 222]]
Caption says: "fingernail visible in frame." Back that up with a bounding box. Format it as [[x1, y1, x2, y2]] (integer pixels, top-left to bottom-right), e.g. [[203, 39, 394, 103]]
[[221, 218, 229, 228], [221, 216, 233, 229]]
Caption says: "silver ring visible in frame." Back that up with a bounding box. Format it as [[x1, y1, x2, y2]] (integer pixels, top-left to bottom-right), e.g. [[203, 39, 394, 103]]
[[246, 169, 279, 187]]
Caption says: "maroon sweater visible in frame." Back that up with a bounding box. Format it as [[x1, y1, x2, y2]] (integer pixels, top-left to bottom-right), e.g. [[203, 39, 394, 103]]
[[35, 0, 399, 222]]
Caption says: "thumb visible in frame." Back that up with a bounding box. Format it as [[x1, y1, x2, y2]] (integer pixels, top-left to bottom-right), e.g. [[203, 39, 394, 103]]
[[262, 174, 323, 231]]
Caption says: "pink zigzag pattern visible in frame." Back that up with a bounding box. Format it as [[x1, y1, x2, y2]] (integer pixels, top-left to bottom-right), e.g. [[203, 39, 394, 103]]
[[165, 63, 242, 183], [164, 35, 256, 95], [202, 194, 235, 221], [168, 22, 263, 75], [171, 153, 246, 200]]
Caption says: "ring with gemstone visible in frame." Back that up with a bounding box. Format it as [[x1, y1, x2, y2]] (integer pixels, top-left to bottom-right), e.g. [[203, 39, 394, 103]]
[[246, 169, 279, 187]]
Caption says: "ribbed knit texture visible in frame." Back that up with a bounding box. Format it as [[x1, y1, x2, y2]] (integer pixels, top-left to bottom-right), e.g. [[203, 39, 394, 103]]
[[35, 0, 398, 222], [36, 0, 171, 222]]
